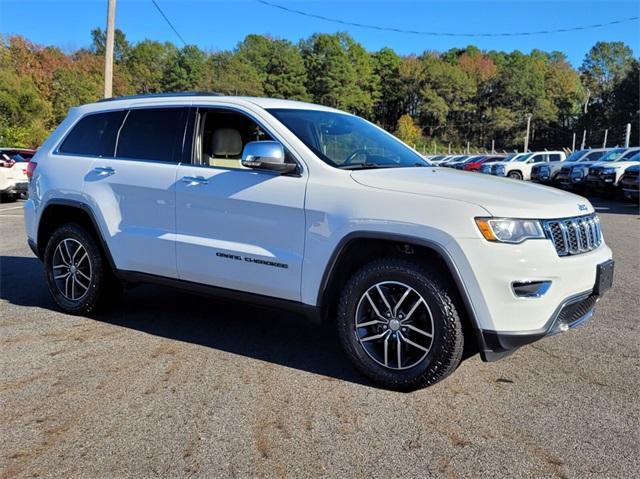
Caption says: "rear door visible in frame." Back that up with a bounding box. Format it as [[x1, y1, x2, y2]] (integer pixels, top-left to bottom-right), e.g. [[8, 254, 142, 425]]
[[83, 106, 188, 278], [174, 107, 307, 301]]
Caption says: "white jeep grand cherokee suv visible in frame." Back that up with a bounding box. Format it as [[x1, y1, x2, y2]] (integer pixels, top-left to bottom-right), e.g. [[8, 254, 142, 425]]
[[24, 94, 614, 390], [492, 151, 566, 180]]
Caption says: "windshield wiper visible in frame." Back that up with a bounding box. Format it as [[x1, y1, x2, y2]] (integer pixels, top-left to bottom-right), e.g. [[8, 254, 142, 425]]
[[338, 163, 386, 170]]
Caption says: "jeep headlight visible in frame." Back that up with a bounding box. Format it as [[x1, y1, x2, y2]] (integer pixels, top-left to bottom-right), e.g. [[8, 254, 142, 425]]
[[602, 167, 617, 174], [571, 168, 583, 178], [475, 218, 545, 244]]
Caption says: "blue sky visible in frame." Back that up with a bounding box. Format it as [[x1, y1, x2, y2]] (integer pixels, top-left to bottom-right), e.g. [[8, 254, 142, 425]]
[[1, 0, 638, 65]]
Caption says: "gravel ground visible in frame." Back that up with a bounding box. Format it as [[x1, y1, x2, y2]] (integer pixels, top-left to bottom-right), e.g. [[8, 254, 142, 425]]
[[1, 198, 639, 479]]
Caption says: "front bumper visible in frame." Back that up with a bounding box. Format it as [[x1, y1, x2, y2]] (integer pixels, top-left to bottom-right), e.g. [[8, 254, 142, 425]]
[[480, 288, 602, 361]]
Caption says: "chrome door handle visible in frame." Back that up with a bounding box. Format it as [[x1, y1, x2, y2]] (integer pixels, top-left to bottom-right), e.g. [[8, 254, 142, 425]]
[[94, 166, 115, 176], [182, 176, 209, 186]]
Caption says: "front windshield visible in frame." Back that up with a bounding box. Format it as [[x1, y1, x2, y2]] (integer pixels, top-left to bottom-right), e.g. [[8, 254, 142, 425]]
[[566, 150, 587, 162], [267, 109, 428, 169], [618, 149, 639, 161], [599, 149, 626, 162], [515, 153, 533, 162]]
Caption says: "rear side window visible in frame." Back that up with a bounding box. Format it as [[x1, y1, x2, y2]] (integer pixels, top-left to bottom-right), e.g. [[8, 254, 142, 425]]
[[116, 108, 187, 162], [549, 154, 562, 162], [59, 111, 126, 157]]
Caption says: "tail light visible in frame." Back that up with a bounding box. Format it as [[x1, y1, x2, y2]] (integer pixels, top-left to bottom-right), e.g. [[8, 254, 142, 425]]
[[26, 161, 37, 181]]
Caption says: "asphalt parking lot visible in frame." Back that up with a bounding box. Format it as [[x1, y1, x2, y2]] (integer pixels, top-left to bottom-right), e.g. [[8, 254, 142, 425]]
[[1, 198, 639, 479]]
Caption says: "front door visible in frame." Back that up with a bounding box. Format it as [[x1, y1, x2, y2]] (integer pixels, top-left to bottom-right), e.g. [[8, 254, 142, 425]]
[[175, 108, 307, 301]]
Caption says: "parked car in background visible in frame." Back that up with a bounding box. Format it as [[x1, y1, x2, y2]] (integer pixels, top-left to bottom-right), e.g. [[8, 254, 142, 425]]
[[464, 155, 505, 172], [564, 148, 627, 191], [0, 148, 35, 202], [480, 152, 528, 174], [0, 148, 36, 164], [453, 155, 485, 169], [443, 155, 472, 168], [585, 148, 640, 197], [531, 148, 607, 185], [425, 155, 448, 164], [492, 151, 566, 180], [620, 164, 640, 202]]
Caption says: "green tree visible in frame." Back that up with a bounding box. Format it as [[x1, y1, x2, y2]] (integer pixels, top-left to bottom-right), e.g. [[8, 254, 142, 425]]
[[236, 35, 309, 100], [372, 47, 404, 129], [125, 40, 177, 94], [91, 27, 130, 62], [202, 52, 264, 96], [0, 64, 51, 147], [300, 33, 376, 116], [163, 45, 207, 91], [580, 41, 636, 137]]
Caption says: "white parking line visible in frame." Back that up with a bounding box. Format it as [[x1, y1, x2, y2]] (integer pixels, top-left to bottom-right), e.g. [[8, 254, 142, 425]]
[[0, 205, 24, 212]]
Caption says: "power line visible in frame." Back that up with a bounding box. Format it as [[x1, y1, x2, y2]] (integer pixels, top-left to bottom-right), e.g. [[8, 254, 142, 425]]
[[256, 0, 639, 38], [150, 0, 187, 46]]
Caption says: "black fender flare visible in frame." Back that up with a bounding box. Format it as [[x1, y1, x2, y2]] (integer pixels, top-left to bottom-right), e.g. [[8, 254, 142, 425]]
[[37, 198, 118, 272]]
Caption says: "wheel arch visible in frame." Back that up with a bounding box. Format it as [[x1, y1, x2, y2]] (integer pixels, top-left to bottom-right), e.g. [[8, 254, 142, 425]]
[[37, 199, 116, 271], [317, 232, 484, 350]]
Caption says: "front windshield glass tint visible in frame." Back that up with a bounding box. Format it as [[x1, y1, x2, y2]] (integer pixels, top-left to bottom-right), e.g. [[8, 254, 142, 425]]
[[267, 109, 428, 169], [599, 149, 626, 162], [515, 153, 533, 162], [619, 149, 639, 160], [584, 150, 605, 161]]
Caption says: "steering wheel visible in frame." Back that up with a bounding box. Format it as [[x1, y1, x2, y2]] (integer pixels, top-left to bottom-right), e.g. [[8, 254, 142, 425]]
[[343, 149, 371, 166]]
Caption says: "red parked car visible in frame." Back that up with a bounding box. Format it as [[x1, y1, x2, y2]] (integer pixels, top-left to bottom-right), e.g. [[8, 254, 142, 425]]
[[463, 155, 505, 172]]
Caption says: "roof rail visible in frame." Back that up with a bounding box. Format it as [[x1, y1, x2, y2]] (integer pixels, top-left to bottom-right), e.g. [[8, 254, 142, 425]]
[[98, 91, 224, 102]]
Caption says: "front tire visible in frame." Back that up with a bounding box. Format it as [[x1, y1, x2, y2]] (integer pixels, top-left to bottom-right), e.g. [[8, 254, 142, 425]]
[[43, 223, 119, 315], [336, 258, 464, 391], [508, 171, 523, 180]]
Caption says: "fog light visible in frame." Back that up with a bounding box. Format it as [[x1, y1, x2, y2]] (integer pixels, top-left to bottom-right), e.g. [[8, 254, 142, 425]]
[[512, 281, 552, 298]]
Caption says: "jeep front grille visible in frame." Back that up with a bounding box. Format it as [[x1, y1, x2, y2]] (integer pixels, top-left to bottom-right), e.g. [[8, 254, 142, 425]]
[[543, 214, 602, 256]]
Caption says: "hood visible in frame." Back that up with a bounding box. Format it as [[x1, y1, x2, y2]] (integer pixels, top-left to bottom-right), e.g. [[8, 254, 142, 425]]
[[350, 167, 594, 219], [565, 161, 600, 170], [596, 161, 640, 170]]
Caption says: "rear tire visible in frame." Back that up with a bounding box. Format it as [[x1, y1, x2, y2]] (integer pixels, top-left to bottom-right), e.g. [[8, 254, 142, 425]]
[[336, 257, 464, 391], [508, 171, 523, 180], [43, 223, 121, 315]]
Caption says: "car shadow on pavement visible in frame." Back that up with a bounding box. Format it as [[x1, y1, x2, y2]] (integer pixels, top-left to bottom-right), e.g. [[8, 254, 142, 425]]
[[0, 255, 373, 387]]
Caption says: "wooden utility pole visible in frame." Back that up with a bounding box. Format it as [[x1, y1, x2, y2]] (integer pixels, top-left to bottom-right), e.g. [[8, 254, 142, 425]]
[[524, 114, 532, 152], [602, 129, 608, 148], [624, 123, 631, 147], [103, 0, 116, 98]]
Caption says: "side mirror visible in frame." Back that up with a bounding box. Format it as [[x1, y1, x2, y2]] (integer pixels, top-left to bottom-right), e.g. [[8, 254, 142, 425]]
[[241, 141, 297, 174]]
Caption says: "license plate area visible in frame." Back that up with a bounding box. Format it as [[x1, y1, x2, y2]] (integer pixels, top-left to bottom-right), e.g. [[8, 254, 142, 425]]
[[594, 260, 614, 296]]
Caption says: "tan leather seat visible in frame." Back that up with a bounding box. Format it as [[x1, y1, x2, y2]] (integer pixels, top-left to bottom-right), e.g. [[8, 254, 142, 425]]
[[204, 128, 246, 168]]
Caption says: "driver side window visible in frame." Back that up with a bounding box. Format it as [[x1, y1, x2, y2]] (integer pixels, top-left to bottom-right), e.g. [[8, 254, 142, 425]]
[[195, 109, 274, 170]]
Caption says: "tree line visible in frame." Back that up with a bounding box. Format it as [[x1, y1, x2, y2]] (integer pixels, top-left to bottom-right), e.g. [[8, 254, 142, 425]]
[[1, 30, 637, 150]]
